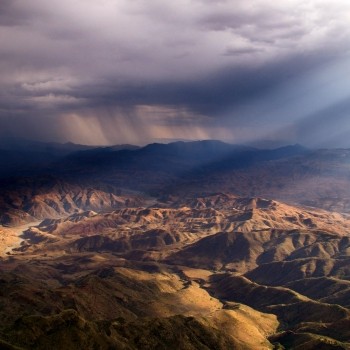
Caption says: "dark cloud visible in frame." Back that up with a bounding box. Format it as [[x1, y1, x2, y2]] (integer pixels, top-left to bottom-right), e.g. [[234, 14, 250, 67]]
[[71, 48, 339, 117], [1, 0, 350, 146], [0, 0, 28, 26], [223, 47, 264, 56]]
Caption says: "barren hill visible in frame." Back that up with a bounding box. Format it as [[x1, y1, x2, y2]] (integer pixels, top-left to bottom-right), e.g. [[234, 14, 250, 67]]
[[1, 193, 350, 348], [1, 140, 350, 350], [0, 178, 145, 226]]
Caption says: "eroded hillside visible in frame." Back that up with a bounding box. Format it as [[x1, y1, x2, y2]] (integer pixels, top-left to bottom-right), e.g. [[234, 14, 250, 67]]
[[1, 193, 350, 349]]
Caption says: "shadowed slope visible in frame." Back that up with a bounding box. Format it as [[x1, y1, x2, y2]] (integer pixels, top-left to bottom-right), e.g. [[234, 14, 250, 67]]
[[1, 193, 350, 349]]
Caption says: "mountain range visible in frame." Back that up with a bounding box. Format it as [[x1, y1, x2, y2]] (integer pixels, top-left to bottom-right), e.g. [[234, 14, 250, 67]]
[[1, 140, 350, 349]]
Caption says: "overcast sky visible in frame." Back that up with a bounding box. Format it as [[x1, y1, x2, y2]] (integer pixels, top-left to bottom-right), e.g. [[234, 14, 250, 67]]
[[1, 0, 350, 147]]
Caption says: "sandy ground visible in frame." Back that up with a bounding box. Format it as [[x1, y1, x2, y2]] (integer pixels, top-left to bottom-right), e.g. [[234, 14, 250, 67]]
[[1, 221, 41, 256]]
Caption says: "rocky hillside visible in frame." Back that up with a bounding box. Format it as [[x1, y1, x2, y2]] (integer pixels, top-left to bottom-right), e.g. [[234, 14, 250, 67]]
[[0, 177, 144, 226], [1, 194, 350, 349]]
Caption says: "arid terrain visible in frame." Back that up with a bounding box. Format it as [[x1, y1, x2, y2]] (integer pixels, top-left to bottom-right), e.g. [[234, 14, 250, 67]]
[[1, 191, 350, 349], [1, 142, 350, 349], [3, 0, 350, 347]]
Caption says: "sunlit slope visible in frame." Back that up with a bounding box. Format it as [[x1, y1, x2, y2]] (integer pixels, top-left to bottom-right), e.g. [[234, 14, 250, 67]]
[[0, 259, 278, 350], [1, 193, 350, 349], [0, 178, 144, 226]]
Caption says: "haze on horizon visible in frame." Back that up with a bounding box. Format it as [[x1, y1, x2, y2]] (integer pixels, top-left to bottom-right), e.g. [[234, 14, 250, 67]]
[[1, 0, 350, 148]]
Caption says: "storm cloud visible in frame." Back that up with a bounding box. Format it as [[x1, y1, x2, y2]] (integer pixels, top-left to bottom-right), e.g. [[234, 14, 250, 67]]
[[1, 0, 350, 146]]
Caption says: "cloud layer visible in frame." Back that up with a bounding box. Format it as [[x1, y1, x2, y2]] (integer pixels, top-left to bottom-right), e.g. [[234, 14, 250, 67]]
[[1, 0, 350, 146]]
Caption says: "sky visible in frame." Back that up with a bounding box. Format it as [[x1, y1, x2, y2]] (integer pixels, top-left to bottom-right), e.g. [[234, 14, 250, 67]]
[[1, 0, 350, 147]]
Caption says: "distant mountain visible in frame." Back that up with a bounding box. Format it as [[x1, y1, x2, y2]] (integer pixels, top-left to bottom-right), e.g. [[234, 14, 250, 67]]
[[140, 140, 252, 156], [64, 140, 252, 164], [0, 137, 96, 156], [0, 139, 139, 178], [44, 140, 309, 200], [5, 139, 350, 214], [54, 140, 307, 178], [0, 139, 308, 177], [0, 137, 140, 156]]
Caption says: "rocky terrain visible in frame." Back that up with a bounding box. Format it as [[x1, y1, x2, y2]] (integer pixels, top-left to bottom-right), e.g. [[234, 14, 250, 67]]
[[0, 178, 145, 226], [3, 141, 350, 229], [1, 141, 350, 349], [0, 192, 350, 349]]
